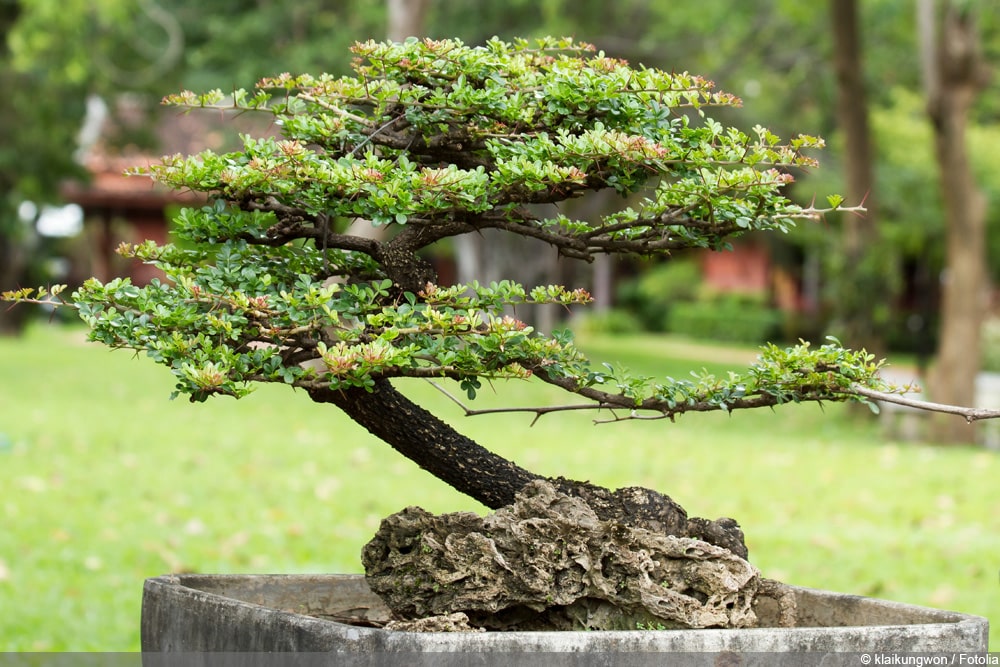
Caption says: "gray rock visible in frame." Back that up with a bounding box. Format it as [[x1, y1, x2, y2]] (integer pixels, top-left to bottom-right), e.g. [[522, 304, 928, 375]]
[[363, 480, 760, 631], [385, 612, 485, 633]]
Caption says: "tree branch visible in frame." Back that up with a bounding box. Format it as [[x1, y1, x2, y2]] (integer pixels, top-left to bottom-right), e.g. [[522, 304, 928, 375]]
[[430, 374, 1000, 427], [297, 93, 374, 127], [850, 384, 1000, 423], [243, 198, 382, 256]]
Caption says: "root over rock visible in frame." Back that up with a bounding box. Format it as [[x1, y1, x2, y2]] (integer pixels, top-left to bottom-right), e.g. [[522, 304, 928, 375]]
[[363, 480, 760, 631]]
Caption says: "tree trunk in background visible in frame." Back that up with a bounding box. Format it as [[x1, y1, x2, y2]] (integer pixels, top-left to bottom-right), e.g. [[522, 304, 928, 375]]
[[344, 0, 431, 244], [918, 1, 991, 444], [387, 0, 431, 42], [829, 0, 884, 358], [387, 1, 583, 332], [455, 228, 561, 329]]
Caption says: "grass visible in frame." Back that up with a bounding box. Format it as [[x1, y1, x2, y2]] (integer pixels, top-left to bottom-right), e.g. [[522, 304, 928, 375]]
[[1, 324, 997, 650]]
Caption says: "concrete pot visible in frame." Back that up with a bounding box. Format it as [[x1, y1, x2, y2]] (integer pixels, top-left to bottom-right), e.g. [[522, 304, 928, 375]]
[[141, 573, 988, 656]]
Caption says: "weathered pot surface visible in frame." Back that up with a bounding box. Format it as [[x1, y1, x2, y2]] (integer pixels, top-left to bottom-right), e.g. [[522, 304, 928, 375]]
[[140, 573, 989, 657]]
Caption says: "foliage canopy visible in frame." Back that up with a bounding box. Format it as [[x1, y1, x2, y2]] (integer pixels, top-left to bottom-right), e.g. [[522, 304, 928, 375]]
[[5, 37, 888, 418]]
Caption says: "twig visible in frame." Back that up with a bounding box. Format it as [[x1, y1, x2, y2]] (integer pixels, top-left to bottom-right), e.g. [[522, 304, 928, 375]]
[[297, 93, 373, 127], [850, 384, 1000, 423], [790, 204, 868, 220], [425, 380, 621, 426], [592, 411, 669, 424], [348, 113, 405, 157]]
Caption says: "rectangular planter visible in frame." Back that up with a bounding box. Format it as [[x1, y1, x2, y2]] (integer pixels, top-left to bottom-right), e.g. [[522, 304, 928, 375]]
[[140, 573, 988, 655]]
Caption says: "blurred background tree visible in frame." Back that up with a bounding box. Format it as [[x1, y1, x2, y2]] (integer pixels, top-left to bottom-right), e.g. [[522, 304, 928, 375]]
[[918, 1, 992, 444], [0, 0, 91, 333]]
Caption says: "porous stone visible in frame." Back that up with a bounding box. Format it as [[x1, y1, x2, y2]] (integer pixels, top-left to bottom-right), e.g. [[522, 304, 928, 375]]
[[385, 612, 485, 633], [363, 480, 760, 631], [549, 477, 748, 559]]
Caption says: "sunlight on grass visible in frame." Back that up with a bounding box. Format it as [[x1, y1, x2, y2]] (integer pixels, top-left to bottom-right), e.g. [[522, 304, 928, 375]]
[[1, 323, 997, 649]]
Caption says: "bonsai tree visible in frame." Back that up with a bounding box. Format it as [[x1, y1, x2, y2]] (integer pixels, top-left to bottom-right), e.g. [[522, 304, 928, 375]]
[[6, 37, 996, 631]]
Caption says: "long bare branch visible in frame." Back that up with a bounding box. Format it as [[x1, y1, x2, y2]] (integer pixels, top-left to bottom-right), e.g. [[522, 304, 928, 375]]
[[428, 370, 1000, 426], [850, 385, 1000, 423]]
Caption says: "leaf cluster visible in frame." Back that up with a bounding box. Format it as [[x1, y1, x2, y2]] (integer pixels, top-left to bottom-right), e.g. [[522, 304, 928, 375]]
[[581, 338, 890, 417], [147, 37, 830, 258], [16, 244, 588, 401]]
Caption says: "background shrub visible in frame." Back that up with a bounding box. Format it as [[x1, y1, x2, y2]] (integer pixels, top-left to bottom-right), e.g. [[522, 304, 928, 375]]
[[667, 293, 782, 345], [571, 309, 645, 335], [616, 259, 701, 331]]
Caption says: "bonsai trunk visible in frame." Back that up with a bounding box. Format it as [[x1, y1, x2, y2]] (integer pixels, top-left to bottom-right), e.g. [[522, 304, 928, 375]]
[[308, 379, 749, 558], [309, 379, 538, 509]]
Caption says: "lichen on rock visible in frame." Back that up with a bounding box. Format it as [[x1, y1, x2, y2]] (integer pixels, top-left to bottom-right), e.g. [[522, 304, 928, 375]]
[[363, 480, 760, 631]]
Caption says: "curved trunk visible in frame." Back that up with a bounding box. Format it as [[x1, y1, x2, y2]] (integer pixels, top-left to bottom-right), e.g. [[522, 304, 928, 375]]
[[309, 379, 539, 509], [308, 379, 748, 558]]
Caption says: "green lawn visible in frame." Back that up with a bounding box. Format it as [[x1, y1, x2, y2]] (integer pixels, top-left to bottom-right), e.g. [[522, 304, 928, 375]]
[[1, 324, 996, 650]]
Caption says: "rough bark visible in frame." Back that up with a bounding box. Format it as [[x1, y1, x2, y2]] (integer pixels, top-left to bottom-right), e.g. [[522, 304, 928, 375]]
[[310, 380, 539, 510], [918, 2, 991, 444], [308, 380, 749, 558]]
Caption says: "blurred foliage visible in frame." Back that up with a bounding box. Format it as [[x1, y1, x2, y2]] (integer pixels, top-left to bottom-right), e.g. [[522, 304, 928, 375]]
[[871, 88, 1000, 274], [982, 317, 1000, 373], [571, 309, 645, 336], [0, 0, 90, 332], [616, 258, 781, 344], [668, 297, 782, 346], [794, 85, 1000, 353], [617, 259, 702, 332], [170, 0, 386, 90]]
